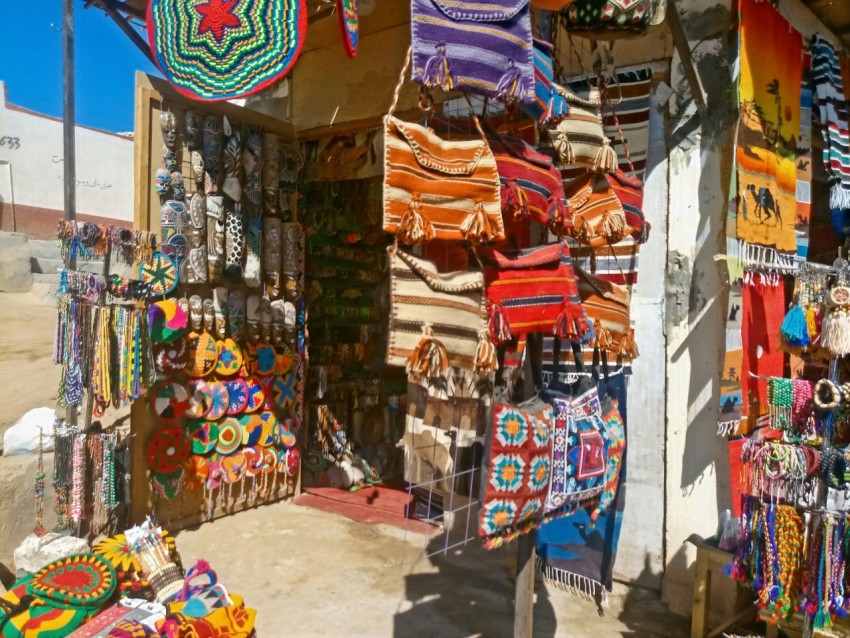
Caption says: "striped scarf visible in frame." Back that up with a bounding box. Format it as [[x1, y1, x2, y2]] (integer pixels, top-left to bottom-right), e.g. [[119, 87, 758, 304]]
[[811, 33, 850, 209]]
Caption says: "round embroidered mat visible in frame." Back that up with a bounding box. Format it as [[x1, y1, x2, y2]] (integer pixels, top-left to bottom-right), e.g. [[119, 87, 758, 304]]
[[139, 252, 178, 296], [147, 0, 308, 101], [336, 0, 359, 57], [28, 553, 117, 608]]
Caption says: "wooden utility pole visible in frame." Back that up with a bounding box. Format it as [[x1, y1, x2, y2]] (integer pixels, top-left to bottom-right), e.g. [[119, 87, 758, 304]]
[[63, 0, 78, 429], [514, 530, 537, 637]]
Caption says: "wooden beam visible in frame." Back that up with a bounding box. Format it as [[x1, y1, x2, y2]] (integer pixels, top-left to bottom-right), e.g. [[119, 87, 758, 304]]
[[666, 0, 708, 116], [96, 0, 156, 65], [514, 531, 536, 638]]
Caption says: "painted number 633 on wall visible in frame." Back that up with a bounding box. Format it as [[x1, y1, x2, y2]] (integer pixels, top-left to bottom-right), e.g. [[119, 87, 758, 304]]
[[0, 136, 21, 149]]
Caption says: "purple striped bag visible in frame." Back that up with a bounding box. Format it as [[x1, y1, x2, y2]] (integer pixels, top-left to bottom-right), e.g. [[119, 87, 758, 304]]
[[411, 0, 535, 103]]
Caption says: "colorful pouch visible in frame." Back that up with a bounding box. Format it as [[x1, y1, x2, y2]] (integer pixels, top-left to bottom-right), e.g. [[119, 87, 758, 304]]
[[522, 38, 569, 124]]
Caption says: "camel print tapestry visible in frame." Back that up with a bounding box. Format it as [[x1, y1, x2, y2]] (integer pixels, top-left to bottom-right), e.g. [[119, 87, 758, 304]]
[[811, 34, 850, 210], [536, 374, 627, 603], [734, 0, 802, 267]]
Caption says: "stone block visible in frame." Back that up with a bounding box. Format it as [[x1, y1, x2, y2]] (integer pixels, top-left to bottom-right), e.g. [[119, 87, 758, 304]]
[[14, 532, 88, 576]]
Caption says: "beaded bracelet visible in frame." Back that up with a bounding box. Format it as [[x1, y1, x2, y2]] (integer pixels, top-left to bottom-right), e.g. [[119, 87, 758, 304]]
[[814, 379, 841, 411]]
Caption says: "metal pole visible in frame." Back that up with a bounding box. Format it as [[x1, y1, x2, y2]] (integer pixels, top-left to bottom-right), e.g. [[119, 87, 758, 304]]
[[64, 0, 78, 429]]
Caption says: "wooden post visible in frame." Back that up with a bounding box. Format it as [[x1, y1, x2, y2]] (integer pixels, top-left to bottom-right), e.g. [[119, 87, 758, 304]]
[[514, 530, 536, 638], [63, 0, 77, 430]]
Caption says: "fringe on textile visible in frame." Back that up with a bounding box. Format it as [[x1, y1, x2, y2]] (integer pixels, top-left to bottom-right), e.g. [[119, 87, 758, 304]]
[[737, 240, 798, 277], [831, 183, 850, 210], [536, 556, 609, 608], [717, 420, 741, 436]]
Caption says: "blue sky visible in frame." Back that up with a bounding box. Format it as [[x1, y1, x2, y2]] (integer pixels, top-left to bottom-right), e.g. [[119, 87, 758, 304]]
[[0, 2, 160, 133]]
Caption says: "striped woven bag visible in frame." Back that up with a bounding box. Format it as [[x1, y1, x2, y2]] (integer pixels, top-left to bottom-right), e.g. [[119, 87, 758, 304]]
[[383, 50, 504, 245], [546, 86, 618, 173], [575, 266, 638, 360], [481, 243, 591, 345], [562, 172, 629, 247], [411, 0, 534, 103], [522, 39, 569, 124], [387, 247, 497, 377]]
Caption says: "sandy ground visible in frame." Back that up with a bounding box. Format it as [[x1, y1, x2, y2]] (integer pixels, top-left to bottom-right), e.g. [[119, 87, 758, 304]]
[[175, 500, 691, 638], [0, 291, 693, 636]]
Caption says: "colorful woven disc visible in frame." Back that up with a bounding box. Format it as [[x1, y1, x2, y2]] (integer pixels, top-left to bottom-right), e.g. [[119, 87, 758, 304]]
[[216, 418, 242, 454], [139, 252, 178, 295], [244, 376, 265, 414], [207, 381, 230, 420], [243, 446, 263, 477], [151, 468, 186, 500], [239, 414, 263, 446], [154, 340, 188, 375], [224, 377, 250, 415], [28, 553, 117, 608], [151, 381, 190, 419], [276, 344, 294, 375], [285, 446, 301, 476], [3, 577, 89, 637], [148, 423, 191, 474], [273, 373, 296, 409], [275, 416, 297, 449], [256, 410, 278, 447], [336, 0, 359, 58], [216, 338, 243, 377], [186, 331, 218, 378], [256, 344, 277, 375], [147, 0, 308, 102], [187, 418, 219, 454], [186, 379, 214, 418], [222, 452, 247, 484], [148, 299, 188, 343]]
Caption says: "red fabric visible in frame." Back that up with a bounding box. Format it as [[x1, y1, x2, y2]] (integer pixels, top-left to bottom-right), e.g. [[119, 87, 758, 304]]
[[421, 241, 469, 272], [727, 438, 746, 518], [606, 169, 649, 243], [482, 243, 586, 342], [741, 281, 786, 430]]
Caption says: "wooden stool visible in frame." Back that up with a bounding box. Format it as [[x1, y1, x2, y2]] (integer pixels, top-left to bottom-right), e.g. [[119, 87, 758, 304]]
[[688, 534, 756, 638]]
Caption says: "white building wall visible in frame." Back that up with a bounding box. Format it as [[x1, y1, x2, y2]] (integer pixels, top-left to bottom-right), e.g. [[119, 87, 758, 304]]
[[0, 81, 133, 236]]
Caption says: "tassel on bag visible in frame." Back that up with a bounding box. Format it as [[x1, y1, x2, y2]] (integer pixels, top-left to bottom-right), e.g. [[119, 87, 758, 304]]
[[461, 202, 500, 242], [553, 127, 574, 166], [779, 304, 810, 348], [593, 139, 618, 174], [474, 329, 498, 374], [421, 44, 453, 90], [398, 196, 434, 245], [617, 329, 640, 361], [547, 195, 570, 228], [406, 323, 449, 378], [495, 60, 526, 102], [593, 319, 613, 352], [503, 179, 530, 219], [601, 212, 626, 241], [806, 305, 820, 341], [488, 303, 512, 345], [820, 309, 850, 357], [554, 301, 591, 342]]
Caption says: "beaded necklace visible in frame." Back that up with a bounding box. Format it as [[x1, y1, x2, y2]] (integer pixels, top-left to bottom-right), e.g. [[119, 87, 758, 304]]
[[70, 433, 85, 526], [53, 428, 73, 530], [33, 427, 47, 536], [768, 377, 794, 433]]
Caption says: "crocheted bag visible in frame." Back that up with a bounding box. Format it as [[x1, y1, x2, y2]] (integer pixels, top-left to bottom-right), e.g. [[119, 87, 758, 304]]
[[487, 128, 570, 229], [564, 0, 665, 35], [546, 86, 617, 173], [481, 243, 591, 344], [479, 397, 553, 545], [575, 266, 638, 360], [543, 385, 610, 512], [387, 247, 496, 377], [383, 50, 504, 244], [562, 172, 629, 247], [411, 0, 534, 103], [522, 39, 569, 124]]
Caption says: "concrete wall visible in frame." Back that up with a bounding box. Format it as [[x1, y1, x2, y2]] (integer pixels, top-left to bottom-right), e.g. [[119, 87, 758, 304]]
[[0, 81, 133, 238]]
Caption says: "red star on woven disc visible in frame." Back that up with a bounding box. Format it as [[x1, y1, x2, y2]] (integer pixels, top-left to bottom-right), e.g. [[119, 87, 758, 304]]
[[196, 0, 241, 41]]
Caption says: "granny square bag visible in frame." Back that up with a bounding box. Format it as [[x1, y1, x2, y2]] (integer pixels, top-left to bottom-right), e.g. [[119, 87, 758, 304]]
[[383, 49, 505, 244], [486, 129, 569, 227], [387, 247, 496, 377], [523, 39, 569, 124], [479, 397, 554, 545], [544, 385, 609, 513], [411, 0, 535, 103], [481, 243, 591, 344]]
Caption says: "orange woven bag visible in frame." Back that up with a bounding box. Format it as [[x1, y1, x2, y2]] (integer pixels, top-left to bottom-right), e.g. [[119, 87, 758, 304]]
[[383, 49, 504, 245]]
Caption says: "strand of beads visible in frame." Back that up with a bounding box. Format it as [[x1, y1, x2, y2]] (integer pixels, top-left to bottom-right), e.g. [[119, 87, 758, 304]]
[[33, 427, 47, 536], [70, 432, 85, 526], [769, 377, 794, 432]]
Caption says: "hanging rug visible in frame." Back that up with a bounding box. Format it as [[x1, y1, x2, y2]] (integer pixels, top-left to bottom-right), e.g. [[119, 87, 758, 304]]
[[206, 381, 230, 420], [28, 553, 117, 608], [216, 418, 242, 455], [147, 0, 308, 102], [139, 252, 178, 296], [224, 378, 250, 415], [336, 0, 359, 58]]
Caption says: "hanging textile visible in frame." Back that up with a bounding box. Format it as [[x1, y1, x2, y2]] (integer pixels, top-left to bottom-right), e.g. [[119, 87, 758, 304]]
[[733, 0, 802, 268], [796, 53, 813, 261], [536, 374, 627, 603], [811, 33, 850, 210]]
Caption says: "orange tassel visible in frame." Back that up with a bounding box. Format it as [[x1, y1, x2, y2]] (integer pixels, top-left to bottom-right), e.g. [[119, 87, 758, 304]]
[[474, 329, 498, 374], [398, 196, 434, 244], [593, 319, 613, 352], [461, 202, 499, 242], [617, 329, 639, 361], [406, 323, 449, 378]]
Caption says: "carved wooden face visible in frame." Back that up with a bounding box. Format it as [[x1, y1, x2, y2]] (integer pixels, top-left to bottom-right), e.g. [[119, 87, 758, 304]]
[[160, 111, 178, 150]]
